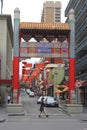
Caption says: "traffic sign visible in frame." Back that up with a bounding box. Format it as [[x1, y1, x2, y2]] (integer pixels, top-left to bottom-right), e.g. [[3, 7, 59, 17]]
[[75, 80, 83, 87]]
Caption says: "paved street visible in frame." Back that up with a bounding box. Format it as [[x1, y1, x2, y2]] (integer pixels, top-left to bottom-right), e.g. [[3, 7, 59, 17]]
[[20, 90, 70, 118], [0, 90, 87, 130]]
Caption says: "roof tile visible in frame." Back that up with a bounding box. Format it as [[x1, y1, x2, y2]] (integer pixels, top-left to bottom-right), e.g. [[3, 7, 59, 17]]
[[20, 22, 70, 30]]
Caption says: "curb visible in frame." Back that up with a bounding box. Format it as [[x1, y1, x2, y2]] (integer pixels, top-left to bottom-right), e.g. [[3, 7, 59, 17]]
[[0, 115, 6, 123], [8, 111, 25, 116]]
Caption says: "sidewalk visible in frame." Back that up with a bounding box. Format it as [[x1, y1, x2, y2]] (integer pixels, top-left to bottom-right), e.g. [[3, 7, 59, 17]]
[[0, 104, 87, 122], [70, 106, 87, 121], [0, 104, 7, 122], [60, 105, 87, 121]]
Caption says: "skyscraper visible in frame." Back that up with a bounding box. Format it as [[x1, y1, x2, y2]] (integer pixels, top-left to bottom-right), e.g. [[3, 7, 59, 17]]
[[41, 1, 61, 23]]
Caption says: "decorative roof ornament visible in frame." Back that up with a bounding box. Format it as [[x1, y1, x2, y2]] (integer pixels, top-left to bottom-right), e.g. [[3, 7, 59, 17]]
[[68, 8, 75, 21]]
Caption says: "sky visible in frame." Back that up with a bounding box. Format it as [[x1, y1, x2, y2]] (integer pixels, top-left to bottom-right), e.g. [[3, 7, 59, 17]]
[[2, 0, 69, 23]]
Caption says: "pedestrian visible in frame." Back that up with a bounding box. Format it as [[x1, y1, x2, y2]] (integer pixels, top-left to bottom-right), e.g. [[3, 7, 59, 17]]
[[39, 97, 48, 118], [7, 95, 11, 104]]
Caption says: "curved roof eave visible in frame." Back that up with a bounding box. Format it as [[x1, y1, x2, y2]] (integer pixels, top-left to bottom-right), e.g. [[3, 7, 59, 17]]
[[19, 22, 70, 32]]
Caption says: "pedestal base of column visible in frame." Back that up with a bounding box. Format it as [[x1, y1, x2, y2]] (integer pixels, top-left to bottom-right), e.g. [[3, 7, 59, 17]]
[[12, 89, 19, 104], [62, 104, 83, 114], [7, 103, 25, 116], [69, 90, 77, 104]]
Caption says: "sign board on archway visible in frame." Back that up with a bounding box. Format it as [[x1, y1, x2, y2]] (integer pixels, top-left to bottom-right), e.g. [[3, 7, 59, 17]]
[[20, 40, 69, 58]]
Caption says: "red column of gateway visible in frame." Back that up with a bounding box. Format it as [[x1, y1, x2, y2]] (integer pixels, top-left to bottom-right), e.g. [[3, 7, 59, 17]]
[[68, 58, 75, 103], [13, 57, 19, 103], [13, 58, 19, 89]]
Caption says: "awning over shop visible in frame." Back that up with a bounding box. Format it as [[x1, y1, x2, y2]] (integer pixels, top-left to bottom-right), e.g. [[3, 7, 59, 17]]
[[62, 87, 68, 92], [56, 85, 68, 89], [55, 89, 62, 94], [55, 85, 68, 93], [45, 64, 65, 69]]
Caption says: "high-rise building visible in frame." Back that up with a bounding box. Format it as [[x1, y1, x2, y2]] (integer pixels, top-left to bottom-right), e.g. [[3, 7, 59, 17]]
[[41, 1, 61, 23], [65, 0, 87, 105]]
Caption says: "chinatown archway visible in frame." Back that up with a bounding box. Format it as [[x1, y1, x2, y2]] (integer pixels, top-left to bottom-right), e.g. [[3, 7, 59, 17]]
[[12, 8, 75, 104]]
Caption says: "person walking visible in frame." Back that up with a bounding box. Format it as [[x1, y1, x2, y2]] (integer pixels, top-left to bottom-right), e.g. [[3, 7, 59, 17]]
[[7, 95, 11, 104], [39, 97, 48, 118]]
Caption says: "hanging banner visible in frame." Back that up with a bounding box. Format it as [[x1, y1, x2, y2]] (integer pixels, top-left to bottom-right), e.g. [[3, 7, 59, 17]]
[[35, 63, 44, 69]]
